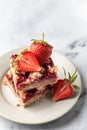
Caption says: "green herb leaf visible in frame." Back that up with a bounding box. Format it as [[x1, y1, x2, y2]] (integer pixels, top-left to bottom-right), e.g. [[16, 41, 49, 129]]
[[70, 75, 77, 84], [68, 70, 77, 84], [31, 33, 53, 48], [13, 48, 28, 65], [21, 48, 28, 53], [13, 54, 22, 66], [42, 32, 44, 42], [63, 67, 66, 78], [73, 85, 80, 89], [72, 69, 77, 79], [68, 72, 72, 81], [62, 68, 78, 85], [31, 39, 42, 43]]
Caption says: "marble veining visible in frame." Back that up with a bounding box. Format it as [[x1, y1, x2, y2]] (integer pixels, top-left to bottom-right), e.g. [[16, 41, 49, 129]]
[[65, 52, 78, 58], [64, 36, 87, 60], [68, 40, 87, 50], [0, 0, 87, 130]]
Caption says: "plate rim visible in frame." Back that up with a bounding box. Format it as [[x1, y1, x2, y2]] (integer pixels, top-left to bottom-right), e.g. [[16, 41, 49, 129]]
[[0, 48, 82, 124]]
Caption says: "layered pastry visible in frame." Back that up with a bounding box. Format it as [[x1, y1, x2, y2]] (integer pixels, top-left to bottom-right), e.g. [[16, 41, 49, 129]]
[[3, 34, 58, 107]]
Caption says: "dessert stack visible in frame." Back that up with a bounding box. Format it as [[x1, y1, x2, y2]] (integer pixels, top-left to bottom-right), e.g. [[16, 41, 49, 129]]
[[3, 34, 58, 107]]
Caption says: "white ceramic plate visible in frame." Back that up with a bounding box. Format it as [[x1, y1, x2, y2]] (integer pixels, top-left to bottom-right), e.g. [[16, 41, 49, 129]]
[[0, 48, 82, 124]]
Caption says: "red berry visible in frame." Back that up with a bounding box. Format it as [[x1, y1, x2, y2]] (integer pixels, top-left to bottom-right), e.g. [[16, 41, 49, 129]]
[[29, 42, 52, 65], [17, 51, 41, 72], [53, 79, 73, 101]]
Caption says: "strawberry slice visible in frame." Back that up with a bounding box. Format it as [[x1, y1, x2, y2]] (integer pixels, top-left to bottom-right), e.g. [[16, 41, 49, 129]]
[[53, 69, 79, 101], [53, 79, 73, 101], [17, 51, 41, 72]]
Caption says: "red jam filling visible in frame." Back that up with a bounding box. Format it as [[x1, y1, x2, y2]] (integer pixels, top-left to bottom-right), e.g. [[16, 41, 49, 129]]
[[22, 88, 47, 103], [22, 85, 53, 103], [6, 72, 53, 103], [10, 55, 57, 91], [16, 58, 57, 90]]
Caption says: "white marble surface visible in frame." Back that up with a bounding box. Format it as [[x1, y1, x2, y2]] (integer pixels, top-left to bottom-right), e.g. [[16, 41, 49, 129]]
[[0, 0, 87, 130]]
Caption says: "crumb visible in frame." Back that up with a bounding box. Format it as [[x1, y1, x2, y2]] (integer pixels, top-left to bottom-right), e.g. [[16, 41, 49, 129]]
[[16, 104, 20, 107], [1, 78, 7, 85], [48, 66, 58, 73]]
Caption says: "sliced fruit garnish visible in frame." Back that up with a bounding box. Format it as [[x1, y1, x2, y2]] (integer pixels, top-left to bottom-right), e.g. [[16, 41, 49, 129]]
[[53, 69, 79, 101], [17, 51, 41, 72], [53, 79, 73, 101]]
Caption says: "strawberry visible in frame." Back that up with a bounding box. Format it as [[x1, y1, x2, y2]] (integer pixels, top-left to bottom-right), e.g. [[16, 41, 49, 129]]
[[53, 79, 73, 101], [53, 69, 79, 101], [17, 51, 41, 72], [29, 33, 52, 65]]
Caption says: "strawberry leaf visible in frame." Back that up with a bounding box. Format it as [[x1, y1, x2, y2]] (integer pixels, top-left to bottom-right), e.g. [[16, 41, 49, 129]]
[[71, 70, 77, 79], [63, 67, 66, 78], [42, 32, 44, 42], [13, 49, 28, 66], [21, 48, 28, 53], [68, 72, 72, 81], [62, 68, 78, 84], [73, 85, 80, 89], [70, 75, 77, 84], [31, 33, 53, 48], [13, 54, 22, 65], [31, 39, 42, 43]]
